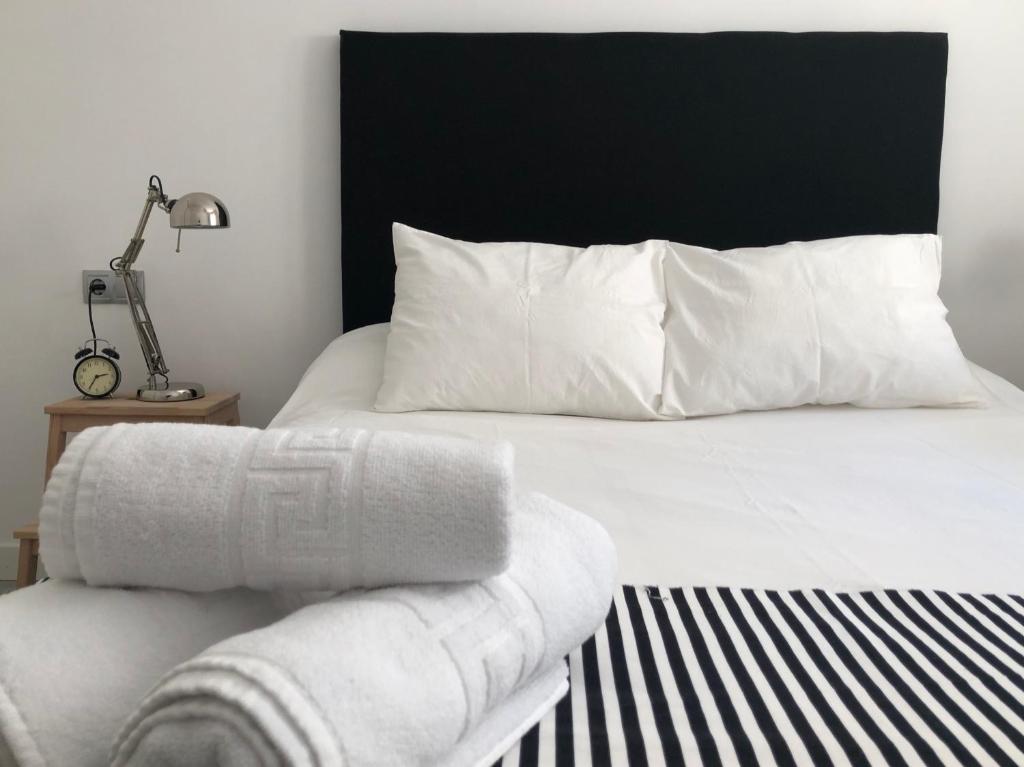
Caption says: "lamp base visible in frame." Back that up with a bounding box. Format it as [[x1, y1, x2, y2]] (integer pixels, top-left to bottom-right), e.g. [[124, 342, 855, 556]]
[[137, 382, 206, 402]]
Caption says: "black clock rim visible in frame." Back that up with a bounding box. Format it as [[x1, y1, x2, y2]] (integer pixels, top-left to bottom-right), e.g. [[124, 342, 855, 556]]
[[73, 354, 122, 399]]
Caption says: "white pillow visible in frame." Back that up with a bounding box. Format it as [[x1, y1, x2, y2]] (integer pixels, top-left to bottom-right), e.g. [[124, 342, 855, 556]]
[[661, 234, 984, 417], [375, 224, 667, 419]]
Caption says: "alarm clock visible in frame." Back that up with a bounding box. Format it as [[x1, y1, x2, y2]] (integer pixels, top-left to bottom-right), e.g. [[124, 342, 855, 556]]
[[73, 340, 122, 398]]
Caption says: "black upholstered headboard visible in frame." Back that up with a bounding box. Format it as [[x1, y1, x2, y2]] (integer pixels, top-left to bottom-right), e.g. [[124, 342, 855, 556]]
[[339, 31, 947, 330]]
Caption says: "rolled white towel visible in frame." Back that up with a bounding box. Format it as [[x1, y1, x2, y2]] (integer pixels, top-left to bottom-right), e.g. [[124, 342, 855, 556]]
[[111, 492, 617, 766], [0, 580, 286, 767], [40, 423, 513, 591]]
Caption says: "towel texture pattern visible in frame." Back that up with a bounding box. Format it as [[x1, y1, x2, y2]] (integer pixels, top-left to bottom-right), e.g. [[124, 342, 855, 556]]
[[111, 492, 617, 766], [0, 580, 285, 767], [40, 423, 513, 591]]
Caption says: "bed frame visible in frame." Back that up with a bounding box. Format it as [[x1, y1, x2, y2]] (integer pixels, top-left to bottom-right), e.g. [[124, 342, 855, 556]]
[[339, 31, 947, 331]]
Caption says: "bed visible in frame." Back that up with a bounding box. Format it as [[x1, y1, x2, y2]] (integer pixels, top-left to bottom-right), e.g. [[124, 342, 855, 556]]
[[272, 325, 1024, 765], [279, 31, 1024, 766]]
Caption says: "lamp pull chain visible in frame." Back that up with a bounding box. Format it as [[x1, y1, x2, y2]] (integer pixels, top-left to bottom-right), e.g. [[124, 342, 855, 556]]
[[175, 229, 182, 253]]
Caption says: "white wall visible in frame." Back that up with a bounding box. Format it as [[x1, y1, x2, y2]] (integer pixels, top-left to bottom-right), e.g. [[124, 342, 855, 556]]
[[1, 1, 1022, 576]]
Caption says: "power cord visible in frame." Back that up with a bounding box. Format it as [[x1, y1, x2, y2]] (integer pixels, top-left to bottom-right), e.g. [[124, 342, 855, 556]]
[[87, 278, 105, 354], [148, 174, 164, 200]]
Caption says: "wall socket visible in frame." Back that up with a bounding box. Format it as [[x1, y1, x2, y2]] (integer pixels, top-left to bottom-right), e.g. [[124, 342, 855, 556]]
[[82, 270, 144, 304]]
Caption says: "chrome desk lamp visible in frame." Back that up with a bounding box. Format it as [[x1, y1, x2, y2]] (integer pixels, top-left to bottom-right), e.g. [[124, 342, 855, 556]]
[[111, 174, 230, 401]]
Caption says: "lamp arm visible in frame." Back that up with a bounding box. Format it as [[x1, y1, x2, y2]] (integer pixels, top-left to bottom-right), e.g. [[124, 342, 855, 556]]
[[121, 270, 169, 382], [113, 181, 172, 384], [117, 183, 167, 271]]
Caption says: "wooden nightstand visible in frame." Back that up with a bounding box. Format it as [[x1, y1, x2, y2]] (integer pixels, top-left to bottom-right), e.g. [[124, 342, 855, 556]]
[[12, 392, 241, 589]]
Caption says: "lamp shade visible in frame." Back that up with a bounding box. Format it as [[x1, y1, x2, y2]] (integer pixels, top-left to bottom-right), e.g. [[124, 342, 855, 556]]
[[168, 192, 230, 229]]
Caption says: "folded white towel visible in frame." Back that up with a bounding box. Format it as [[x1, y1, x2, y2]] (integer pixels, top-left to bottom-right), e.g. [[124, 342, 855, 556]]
[[112, 492, 617, 766], [0, 580, 285, 767], [40, 423, 513, 591]]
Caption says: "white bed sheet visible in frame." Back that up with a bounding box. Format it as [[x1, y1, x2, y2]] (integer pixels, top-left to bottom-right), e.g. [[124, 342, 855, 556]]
[[271, 324, 1024, 592]]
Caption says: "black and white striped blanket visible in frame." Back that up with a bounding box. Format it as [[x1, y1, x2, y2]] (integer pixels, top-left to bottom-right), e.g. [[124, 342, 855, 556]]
[[497, 586, 1024, 767]]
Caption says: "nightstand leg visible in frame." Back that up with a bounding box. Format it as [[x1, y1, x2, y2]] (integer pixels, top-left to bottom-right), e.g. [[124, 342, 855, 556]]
[[16, 538, 37, 589], [44, 414, 66, 486]]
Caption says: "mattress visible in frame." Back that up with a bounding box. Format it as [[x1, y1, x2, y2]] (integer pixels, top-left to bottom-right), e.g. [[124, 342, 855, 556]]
[[272, 323, 1024, 593]]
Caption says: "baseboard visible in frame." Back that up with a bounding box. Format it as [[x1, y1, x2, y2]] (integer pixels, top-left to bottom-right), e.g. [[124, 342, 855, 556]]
[[0, 542, 17, 580]]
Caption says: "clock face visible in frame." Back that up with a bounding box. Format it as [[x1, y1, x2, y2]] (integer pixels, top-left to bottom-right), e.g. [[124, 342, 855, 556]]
[[73, 355, 121, 398]]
